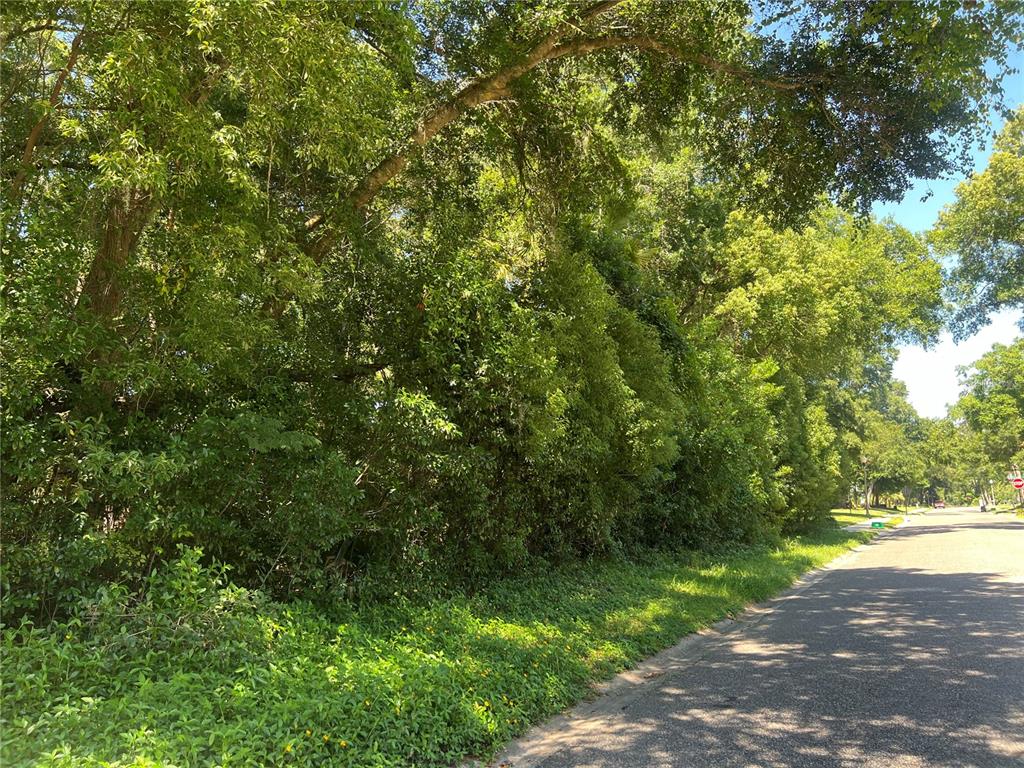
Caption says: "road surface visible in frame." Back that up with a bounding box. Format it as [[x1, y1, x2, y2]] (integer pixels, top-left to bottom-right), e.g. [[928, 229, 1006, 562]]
[[491, 509, 1024, 768]]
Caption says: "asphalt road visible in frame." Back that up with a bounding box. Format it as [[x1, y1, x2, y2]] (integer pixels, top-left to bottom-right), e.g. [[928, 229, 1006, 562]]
[[491, 509, 1024, 768]]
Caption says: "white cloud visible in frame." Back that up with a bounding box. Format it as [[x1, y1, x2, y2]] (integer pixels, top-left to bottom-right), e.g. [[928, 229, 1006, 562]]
[[893, 309, 1022, 419]]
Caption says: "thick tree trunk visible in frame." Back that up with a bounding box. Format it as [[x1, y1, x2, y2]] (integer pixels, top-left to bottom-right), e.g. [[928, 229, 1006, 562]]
[[79, 191, 153, 322], [75, 59, 225, 324]]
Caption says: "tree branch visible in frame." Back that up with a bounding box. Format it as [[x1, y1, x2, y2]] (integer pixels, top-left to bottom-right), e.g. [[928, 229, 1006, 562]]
[[301, 0, 622, 252], [342, 1, 623, 214], [546, 35, 814, 92], [8, 29, 85, 204], [304, 5, 820, 258], [0, 21, 65, 48]]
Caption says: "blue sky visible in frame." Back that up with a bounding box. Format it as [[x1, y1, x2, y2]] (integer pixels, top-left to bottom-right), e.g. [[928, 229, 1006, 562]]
[[876, 47, 1023, 419]]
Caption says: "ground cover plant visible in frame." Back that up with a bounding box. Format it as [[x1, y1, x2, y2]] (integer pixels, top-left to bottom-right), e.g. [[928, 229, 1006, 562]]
[[2, 528, 870, 768]]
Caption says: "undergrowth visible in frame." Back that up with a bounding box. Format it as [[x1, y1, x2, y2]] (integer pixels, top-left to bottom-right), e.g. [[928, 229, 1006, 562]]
[[1, 528, 870, 767]]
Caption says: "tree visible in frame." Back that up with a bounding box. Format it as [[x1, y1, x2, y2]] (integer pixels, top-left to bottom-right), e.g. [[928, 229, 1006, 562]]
[[846, 376, 928, 512], [953, 339, 1024, 472], [862, 414, 925, 508], [933, 108, 1024, 338]]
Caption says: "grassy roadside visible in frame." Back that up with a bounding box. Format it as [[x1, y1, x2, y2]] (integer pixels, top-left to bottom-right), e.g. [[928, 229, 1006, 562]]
[[830, 509, 912, 527], [991, 505, 1024, 518], [2, 527, 872, 768], [831, 509, 875, 526]]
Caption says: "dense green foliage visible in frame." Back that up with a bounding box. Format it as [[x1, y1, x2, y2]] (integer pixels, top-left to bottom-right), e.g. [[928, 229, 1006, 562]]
[[935, 108, 1024, 338], [5, 0, 1007, 619], [3, 532, 868, 767], [949, 339, 1024, 504], [957, 339, 1024, 465], [845, 337, 1024, 510], [922, 109, 1024, 505]]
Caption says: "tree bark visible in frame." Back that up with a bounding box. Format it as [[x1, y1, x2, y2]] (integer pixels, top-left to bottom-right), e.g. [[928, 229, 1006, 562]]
[[76, 58, 227, 324], [79, 191, 153, 321]]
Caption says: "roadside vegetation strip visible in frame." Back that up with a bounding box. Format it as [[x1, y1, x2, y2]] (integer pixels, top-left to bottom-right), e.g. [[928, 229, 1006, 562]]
[[2, 528, 870, 768], [992, 506, 1024, 518], [830, 509, 902, 527], [830, 509, 915, 529]]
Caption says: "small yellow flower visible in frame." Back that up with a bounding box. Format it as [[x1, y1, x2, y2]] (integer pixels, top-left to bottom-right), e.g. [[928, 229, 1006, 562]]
[[323, 734, 330, 743], [305, 730, 312, 737], [284, 743, 293, 754], [364, 699, 371, 706], [339, 740, 350, 748]]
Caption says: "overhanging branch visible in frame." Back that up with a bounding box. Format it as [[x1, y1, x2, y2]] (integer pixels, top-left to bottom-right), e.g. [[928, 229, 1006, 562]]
[[305, 6, 820, 258], [340, 1, 624, 215]]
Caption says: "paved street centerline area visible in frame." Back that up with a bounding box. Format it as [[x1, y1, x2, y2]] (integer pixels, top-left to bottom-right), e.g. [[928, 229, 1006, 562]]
[[491, 510, 1024, 768]]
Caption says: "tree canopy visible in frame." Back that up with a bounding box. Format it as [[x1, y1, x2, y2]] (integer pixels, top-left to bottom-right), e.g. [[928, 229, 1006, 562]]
[[2, 0, 1021, 619], [934, 108, 1024, 338], [954, 339, 1024, 473]]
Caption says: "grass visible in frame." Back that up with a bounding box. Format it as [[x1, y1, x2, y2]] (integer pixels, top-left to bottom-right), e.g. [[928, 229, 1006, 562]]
[[2, 527, 872, 768], [830, 508, 876, 526], [831, 505, 921, 528], [992, 505, 1024, 518], [830, 508, 899, 526]]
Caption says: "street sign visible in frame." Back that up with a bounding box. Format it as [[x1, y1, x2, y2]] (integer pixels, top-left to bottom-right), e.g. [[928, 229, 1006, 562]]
[[871, 521, 885, 529], [1013, 477, 1024, 490]]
